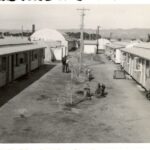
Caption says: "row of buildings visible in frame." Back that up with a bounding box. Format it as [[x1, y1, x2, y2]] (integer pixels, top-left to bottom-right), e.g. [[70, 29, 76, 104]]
[[31, 28, 78, 62], [0, 39, 46, 87], [105, 41, 150, 91], [0, 28, 79, 88], [83, 39, 110, 54], [2, 27, 150, 93]]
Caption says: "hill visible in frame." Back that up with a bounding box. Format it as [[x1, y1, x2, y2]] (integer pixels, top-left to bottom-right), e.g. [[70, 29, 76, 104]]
[[1, 28, 150, 41], [59, 28, 150, 41]]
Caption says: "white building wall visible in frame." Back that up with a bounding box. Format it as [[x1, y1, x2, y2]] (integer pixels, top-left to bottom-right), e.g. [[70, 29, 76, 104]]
[[51, 46, 67, 61], [141, 59, 146, 86], [84, 45, 96, 54], [53, 48, 62, 61], [115, 49, 122, 63], [44, 47, 52, 62], [98, 39, 110, 50], [145, 60, 150, 90]]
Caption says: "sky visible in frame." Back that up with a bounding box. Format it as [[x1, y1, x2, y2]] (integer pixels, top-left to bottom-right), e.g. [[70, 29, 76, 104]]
[[0, 4, 150, 30]]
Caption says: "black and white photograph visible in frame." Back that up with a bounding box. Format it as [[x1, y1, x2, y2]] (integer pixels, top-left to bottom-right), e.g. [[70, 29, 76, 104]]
[[0, 3, 150, 143]]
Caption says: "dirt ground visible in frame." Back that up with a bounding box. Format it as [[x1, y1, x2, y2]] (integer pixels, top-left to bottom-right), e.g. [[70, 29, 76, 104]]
[[0, 52, 150, 143], [0, 64, 55, 107]]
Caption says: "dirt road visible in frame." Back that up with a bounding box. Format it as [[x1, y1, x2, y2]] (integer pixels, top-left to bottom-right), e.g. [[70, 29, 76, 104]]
[[0, 54, 150, 142], [0, 64, 55, 107]]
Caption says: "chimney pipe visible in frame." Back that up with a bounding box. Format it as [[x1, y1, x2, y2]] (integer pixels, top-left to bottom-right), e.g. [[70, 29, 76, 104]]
[[32, 24, 35, 33]]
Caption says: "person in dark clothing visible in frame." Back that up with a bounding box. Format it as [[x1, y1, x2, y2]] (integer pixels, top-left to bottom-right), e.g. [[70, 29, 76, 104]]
[[95, 83, 102, 98], [62, 56, 66, 72], [84, 83, 92, 100], [86, 69, 93, 81], [101, 84, 106, 97], [66, 56, 70, 73]]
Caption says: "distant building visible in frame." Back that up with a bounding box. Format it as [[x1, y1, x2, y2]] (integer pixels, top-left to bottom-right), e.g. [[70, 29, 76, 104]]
[[63, 33, 79, 51], [30, 28, 68, 62], [120, 42, 150, 90], [98, 38, 110, 52], [105, 41, 129, 63], [104, 40, 150, 90], [0, 38, 32, 47], [84, 40, 97, 54], [67, 39, 78, 51], [0, 40, 45, 87], [83, 39, 110, 54], [105, 41, 140, 64]]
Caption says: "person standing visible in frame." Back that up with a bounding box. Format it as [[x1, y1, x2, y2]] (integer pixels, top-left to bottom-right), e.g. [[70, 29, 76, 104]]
[[62, 56, 66, 72], [95, 83, 102, 98], [66, 56, 70, 73], [101, 84, 106, 96], [84, 83, 91, 100]]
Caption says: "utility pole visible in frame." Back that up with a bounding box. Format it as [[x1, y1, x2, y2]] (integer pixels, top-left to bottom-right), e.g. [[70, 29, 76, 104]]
[[110, 32, 113, 40], [21, 25, 23, 39], [96, 26, 100, 54], [77, 8, 90, 71]]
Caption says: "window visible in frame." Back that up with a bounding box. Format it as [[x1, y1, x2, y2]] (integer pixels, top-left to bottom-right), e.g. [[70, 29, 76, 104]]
[[34, 53, 38, 59], [19, 53, 26, 64], [31, 51, 38, 61], [20, 58, 24, 64], [135, 57, 141, 70]]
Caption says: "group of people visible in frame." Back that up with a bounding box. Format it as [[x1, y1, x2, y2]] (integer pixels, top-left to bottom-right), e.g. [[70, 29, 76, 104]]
[[83, 67, 107, 99], [62, 56, 70, 73], [83, 82, 106, 100], [95, 83, 106, 98], [61, 57, 106, 100]]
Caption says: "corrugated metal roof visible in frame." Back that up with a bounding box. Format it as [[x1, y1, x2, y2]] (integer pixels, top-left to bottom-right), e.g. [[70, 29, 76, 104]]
[[106, 43, 125, 49], [0, 38, 32, 46], [121, 46, 150, 60], [84, 40, 97, 45], [135, 42, 150, 49], [0, 44, 46, 56], [106, 41, 130, 49], [112, 41, 130, 46]]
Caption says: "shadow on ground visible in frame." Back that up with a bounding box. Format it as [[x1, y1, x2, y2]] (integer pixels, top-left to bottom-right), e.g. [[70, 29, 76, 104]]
[[0, 64, 55, 107]]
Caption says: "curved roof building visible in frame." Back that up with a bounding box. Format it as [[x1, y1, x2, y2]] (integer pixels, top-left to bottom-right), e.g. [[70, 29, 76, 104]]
[[30, 28, 68, 62], [30, 28, 67, 46]]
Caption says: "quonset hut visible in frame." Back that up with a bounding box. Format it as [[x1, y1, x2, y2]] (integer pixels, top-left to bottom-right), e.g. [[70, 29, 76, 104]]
[[30, 28, 68, 62]]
